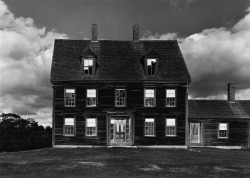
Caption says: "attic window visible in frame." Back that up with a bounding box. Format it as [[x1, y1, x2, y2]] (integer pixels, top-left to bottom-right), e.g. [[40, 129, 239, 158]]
[[84, 58, 93, 75], [147, 59, 156, 75]]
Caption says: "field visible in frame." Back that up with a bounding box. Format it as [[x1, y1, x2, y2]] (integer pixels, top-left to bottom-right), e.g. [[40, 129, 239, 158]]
[[0, 147, 250, 178]]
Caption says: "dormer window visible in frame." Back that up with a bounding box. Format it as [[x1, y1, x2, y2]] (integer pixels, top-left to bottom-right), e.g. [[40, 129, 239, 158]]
[[84, 58, 94, 75], [147, 59, 156, 75]]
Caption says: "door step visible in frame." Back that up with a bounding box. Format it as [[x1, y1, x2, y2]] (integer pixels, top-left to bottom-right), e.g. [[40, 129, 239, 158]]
[[107, 145, 137, 148]]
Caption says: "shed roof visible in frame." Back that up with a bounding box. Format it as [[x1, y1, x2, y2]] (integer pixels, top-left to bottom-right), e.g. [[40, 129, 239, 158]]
[[50, 40, 191, 83], [189, 100, 250, 119]]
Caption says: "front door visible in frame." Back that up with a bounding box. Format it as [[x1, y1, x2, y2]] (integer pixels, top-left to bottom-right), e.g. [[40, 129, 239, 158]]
[[110, 117, 130, 145], [190, 123, 201, 144]]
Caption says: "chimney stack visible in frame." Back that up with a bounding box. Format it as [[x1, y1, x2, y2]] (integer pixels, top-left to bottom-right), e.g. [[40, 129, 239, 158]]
[[227, 83, 235, 103], [91, 24, 98, 42], [133, 24, 139, 41]]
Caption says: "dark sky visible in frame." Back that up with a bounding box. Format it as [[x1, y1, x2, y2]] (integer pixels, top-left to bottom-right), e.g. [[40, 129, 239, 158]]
[[1, 0, 250, 125], [6, 0, 250, 39]]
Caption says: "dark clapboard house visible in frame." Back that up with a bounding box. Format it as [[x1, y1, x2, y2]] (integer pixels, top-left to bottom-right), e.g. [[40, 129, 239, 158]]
[[50, 24, 191, 148], [51, 25, 250, 149], [188, 83, 250, 149]]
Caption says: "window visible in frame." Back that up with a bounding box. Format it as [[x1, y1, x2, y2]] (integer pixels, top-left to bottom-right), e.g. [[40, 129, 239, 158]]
[[86, 89, 96, 107], [145, 118, 155, 136], [64, 118, 75, 136], [115, 89, 126, 107], [147, 59, 156, 75], [65, 89, 75, 107], [84, 58, 93, 75], [144, 89, 155, 107], [166, 89, 176, 107], [86, 118, 97, 136], [166, 118, 176, 136], [218, 123, 228, 138]]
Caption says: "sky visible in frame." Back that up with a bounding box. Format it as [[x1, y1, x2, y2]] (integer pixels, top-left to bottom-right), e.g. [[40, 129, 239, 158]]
[[1, 0, 250, 126]]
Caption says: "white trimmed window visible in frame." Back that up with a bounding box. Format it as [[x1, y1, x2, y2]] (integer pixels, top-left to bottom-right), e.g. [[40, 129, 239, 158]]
[[147, 59, 156, 75], [87, 89, 96, 107], [86, 118, 97, 136], [115, 89, 126, 107], [218, 123, 228, 138], [166, 118, 176, 136], [144, 89, 155, 107], [64, 118, 75, 136], [145, 118, 155, 136], [166, 89, 176, 107], [84, 58, 93, 75], [65, 89, 75, 107]]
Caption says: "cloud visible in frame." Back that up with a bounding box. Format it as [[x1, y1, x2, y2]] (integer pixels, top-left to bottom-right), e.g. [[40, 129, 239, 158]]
[[142, 9, 250, 99], [0, 0, 67, 125], [141, 30, 178, 40]]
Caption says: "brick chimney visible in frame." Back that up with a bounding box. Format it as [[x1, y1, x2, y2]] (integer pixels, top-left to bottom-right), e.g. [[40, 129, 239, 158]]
[[133, 24, 139, 41], [227, 83, 235, 103], [91, 24, 98, 42]]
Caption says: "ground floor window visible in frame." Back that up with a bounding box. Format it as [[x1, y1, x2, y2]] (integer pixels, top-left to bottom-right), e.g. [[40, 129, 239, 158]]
[[145, 118, 155, 136], [64, 118, 75, 136], [218, 123, 228, 138], [166, 118, 176, 136], [86, 118, 97, 136]]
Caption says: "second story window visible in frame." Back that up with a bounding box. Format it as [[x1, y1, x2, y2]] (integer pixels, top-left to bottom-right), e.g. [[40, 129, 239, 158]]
[[86, 89, 96, 107], [144, 89, 155, 107], [147, 59, 156, 75], [115, 89, 126, 107], [84, 58, 93, 75], [166, 89, 176, 107], [65, 89, 75, 107]]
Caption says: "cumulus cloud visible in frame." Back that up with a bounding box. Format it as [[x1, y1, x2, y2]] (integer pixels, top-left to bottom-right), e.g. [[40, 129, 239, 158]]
[[142, 8, 250, 99], [0, 0, 67, 125]]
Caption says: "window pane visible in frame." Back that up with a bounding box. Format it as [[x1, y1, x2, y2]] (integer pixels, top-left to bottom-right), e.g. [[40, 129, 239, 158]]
[[87, 89, 96, 97], [145, 89, 154, 97], [166, 119, 175, 126], [219, 123, 227, 130], [167, 89, 175, 97], [66, 89, 75, 93], [64, 118, 75, 136]]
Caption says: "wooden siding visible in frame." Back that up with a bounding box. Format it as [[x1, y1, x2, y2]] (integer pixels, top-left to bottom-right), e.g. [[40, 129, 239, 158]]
[[189, 118, 250, 147], [53, 83, 187, 146]]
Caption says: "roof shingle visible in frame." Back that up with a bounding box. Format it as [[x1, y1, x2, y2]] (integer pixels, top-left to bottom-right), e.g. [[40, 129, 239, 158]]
[[189, 100, 250, 119], [50, 39, 191, 83]]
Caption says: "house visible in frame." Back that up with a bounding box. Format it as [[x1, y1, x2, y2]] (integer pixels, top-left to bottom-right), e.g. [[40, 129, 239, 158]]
[[50, 24, 191, 148], [188, 83, 250, 149]]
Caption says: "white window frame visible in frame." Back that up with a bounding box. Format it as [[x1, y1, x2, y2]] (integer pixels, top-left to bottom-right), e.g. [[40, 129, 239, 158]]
[[166, 118, 176, 136], [144, 89, 156, 107], [86, 89, 97, 107], [115, 89, 126, 107], [166, 89, 176, 107], [86, 118, 97, 136], [145, 118, 155, 136], [84, 58, 94, 75], [65, 88, 75, 107], [64, 118, 75, 136], [218, 123, 229, 139]]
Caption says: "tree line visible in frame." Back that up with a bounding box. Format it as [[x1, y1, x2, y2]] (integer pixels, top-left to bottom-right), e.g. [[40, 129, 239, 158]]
[[0, 113, 52, 152]]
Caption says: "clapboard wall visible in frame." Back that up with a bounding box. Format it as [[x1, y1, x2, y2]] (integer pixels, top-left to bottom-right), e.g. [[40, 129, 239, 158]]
[[52, 82, 187, 146]]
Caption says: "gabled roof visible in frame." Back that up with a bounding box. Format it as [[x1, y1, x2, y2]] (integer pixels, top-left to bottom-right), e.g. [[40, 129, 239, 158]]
[[50, 40, 191, 83], [189, 100, 250, 119]]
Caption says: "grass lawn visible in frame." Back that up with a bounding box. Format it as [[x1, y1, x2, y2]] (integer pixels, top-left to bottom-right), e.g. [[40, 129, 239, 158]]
[[0, 148, 250, 178]]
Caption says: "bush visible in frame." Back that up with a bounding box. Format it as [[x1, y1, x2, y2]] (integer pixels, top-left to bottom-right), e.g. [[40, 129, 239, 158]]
[[0, 113, 52, 152]]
